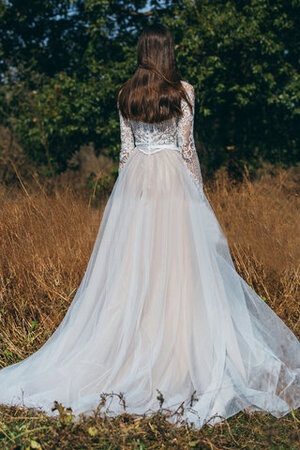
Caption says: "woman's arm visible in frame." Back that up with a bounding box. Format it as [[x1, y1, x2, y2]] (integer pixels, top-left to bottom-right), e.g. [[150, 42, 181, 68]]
[[177, 82, 203, 189], [118, 110, 135, 173]]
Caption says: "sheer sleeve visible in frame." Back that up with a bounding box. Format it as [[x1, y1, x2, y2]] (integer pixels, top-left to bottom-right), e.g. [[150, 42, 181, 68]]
[[118, 109, 135, 173], [177, 82, 203, 190]]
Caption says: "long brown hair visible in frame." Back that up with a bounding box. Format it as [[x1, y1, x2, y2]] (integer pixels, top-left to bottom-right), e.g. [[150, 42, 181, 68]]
[[118, 24, 191, 123]]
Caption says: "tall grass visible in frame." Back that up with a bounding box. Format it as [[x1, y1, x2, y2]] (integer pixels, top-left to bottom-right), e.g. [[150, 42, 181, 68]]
[[207, 169, 299, 333], [0, 169, 299, 448], [0, 184, 102, 365]]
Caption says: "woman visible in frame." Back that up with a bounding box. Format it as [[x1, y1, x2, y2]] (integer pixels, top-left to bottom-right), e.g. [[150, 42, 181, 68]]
[[0, 24, 299, 429]]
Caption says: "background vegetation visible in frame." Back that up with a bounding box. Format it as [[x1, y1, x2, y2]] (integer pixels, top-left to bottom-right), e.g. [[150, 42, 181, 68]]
[[0, 0, 299, 183], [0, 169, 299, 447]]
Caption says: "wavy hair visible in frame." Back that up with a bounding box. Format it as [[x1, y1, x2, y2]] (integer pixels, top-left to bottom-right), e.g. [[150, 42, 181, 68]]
[[117, 24, 191, 123]]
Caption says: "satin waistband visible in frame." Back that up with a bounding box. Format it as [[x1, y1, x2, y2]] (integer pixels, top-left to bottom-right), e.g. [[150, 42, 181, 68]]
[[135, 144, 179, 155]]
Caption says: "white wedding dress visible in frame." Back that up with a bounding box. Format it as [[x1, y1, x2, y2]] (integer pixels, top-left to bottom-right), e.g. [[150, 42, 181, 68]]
[[0, 82, 299, 428]]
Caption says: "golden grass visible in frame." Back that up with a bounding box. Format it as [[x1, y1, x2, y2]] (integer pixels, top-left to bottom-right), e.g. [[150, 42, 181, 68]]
[[207, 168, 300, 334], [0, 169, 299, 448], [0, 184, 102, 365]]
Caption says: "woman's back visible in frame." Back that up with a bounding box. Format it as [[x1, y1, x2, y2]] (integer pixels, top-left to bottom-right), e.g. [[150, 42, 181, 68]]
[[118, 81, 203, 189], [128, 81, 192, 151]]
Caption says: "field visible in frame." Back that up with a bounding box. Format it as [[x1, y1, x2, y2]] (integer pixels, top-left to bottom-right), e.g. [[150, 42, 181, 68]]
[[0, 168, 299, 448]]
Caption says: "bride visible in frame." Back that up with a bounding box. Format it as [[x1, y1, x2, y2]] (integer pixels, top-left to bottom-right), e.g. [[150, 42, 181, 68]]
[[0, 24, 299, 429]]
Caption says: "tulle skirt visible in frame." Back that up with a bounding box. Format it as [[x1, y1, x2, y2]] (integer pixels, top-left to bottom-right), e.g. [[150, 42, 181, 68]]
[[0, 147, 299, 428]]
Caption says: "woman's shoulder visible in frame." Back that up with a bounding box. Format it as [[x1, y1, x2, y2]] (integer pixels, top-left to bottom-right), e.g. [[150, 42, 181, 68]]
[[180, 80, 194, 92], [180, 80, 195, 103]]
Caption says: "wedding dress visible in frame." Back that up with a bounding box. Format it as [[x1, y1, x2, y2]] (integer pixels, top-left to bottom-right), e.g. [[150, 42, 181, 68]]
[[0, 81, 299, 429]]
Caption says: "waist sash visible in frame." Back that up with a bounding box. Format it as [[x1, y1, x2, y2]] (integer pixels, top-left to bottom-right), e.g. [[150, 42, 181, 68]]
[[135, 144, 179, 155]]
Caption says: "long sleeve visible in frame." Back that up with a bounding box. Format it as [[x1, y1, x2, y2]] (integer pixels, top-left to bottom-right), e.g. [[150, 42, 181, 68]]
[[118, 110, 135, 173], [177, 82, 203, 190]]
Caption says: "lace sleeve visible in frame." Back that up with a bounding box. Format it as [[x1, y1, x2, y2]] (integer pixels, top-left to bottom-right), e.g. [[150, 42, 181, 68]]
[[118, 109, 135, 172], [177, 82, 203, 190]]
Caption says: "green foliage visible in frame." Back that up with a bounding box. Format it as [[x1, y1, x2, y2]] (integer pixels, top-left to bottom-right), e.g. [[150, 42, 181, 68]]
[[0, 0, 299, 177], [0, 0, 87, 76], [165, 0, 300, 175], [4, 72, 121, 172]]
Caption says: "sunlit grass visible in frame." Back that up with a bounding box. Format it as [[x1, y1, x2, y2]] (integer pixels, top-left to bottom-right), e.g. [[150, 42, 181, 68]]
[[0, 168, 299, 448]]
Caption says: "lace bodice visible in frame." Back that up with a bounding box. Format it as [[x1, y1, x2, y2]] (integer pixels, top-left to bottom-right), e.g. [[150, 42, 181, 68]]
[[130, 117, 177, 149], [118, 81, 202, 190]]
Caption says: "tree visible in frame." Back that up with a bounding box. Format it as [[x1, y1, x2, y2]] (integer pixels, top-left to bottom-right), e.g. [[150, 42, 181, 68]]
[[0, 0, 299, 177], [161, 0, 300, 175], [0, 0, 87, 77]]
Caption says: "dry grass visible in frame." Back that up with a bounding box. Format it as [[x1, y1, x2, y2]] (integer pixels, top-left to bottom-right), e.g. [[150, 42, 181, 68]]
[[0, 168, 299, 448], [207, 168, 300, 335], [0, 402, 299, 449]]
